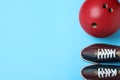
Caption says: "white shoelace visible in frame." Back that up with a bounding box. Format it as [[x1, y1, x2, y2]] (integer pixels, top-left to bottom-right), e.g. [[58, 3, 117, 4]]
[[97, 49, 117, 59], [98, 68, 117, 78]]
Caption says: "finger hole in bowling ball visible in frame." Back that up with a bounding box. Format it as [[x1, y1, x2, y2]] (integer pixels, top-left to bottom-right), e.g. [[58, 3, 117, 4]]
[[91, 23, 97, 28], [103, 4, 108, 8], [108, 8, 113, 13]]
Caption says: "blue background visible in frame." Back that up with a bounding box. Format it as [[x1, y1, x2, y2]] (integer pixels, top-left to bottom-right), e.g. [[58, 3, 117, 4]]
[[1, 0, 120, 80]]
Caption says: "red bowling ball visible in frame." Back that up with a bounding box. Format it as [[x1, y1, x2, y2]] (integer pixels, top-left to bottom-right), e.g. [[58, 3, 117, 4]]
[[79, 0, 120, 38]]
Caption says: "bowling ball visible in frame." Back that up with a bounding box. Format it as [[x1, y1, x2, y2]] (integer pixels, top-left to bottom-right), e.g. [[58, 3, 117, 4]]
[[79, 0, 120, 37]]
